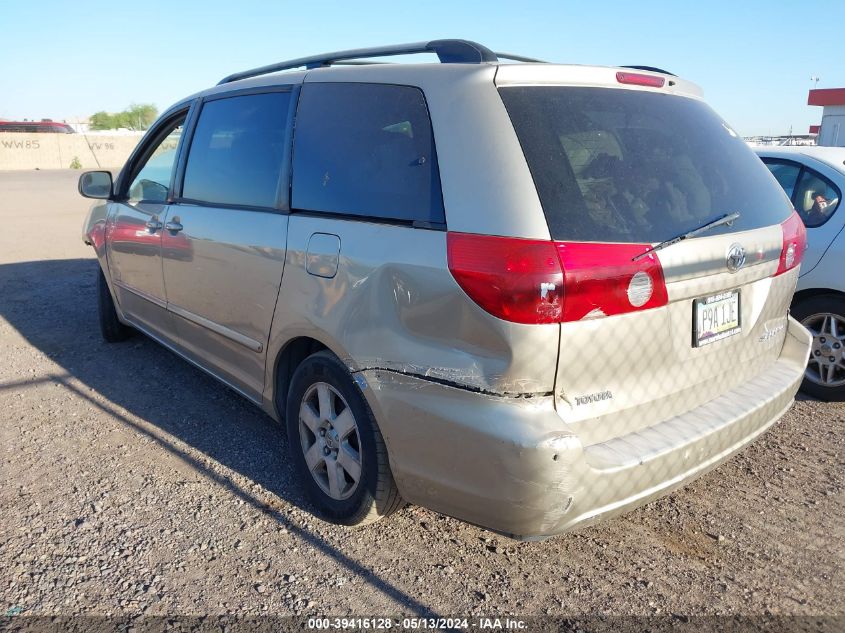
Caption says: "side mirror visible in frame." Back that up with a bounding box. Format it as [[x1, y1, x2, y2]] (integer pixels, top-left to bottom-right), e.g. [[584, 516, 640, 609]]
[[78, 171, 113, 199]]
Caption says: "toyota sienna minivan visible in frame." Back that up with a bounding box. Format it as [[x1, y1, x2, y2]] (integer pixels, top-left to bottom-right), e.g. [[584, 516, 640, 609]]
[[79, 40, 812, 539]]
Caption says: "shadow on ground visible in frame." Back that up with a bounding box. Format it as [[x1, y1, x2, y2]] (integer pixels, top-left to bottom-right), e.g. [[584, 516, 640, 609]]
[[0, 257, 438, 617]]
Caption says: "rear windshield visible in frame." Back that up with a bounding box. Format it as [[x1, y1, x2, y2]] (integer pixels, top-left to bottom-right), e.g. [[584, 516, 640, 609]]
[[499, 87, 793, 243]]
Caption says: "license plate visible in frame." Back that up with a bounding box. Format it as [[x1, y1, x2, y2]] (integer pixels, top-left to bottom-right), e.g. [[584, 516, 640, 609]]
[[693, 290, 741, 347]]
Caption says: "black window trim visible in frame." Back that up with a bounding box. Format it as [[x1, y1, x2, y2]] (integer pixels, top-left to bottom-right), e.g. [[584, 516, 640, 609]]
[[761, 157, 842, 228], [291, 208, 447, 231], [288, 80, 447, 231], [170, 84, 299, 215]]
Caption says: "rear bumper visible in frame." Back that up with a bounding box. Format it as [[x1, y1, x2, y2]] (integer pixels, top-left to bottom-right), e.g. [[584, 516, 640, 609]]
[[359, 316, 812, 539]]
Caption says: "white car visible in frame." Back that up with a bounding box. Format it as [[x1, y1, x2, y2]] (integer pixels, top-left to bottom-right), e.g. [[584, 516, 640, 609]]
[[755, 146, 845, 400]]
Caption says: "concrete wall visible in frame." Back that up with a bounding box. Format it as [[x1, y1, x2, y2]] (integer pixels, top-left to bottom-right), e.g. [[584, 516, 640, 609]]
[[0, 133, 142, 170]]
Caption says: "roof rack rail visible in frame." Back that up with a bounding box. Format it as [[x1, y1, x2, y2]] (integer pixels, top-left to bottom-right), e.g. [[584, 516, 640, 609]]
[[495, 52, 545, 63], [620, 65, 676, 77], [218, 39, 502, 85]]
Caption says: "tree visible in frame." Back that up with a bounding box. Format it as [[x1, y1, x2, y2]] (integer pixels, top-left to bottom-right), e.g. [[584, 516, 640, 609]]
[[88, 103, 158, 131], [89, 111, 114, 130], [123, 103, 158, 130]]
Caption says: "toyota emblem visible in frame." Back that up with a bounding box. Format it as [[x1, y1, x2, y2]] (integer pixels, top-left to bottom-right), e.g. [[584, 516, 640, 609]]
[[726, 243, 746, 273]]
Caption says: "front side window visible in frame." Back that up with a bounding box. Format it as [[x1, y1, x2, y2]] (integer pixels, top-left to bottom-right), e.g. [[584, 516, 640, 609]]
[[500, 87, 794, 242], [127, 116, 185, 204], [291, 83, 444, 224], [181, 91, 291, 209]]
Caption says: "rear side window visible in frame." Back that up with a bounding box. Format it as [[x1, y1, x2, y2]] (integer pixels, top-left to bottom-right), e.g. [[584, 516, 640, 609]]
[[182, 91, 291, 209], [763, 159, 841, 228], [499, 87, 794, 243], [291, 83, 444, 224], [793, 167, 840, 226]]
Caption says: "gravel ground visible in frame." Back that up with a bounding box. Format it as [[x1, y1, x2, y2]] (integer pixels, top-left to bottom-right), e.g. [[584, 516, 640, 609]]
[[0, 171, 843, 619]]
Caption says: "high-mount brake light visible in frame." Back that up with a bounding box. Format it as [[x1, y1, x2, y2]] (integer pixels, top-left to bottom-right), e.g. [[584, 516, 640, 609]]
[[775, 210, 808, 276], [616, 71, 665, 88], [447, 233, 669, 325]]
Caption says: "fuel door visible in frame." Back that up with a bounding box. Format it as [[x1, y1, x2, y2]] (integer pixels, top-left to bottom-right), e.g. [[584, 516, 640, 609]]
[[306, 232, 341, 279]]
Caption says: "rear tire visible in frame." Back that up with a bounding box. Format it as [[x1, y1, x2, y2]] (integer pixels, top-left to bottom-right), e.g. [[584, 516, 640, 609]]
[[791, 294, 845, 402], [97, 268, 132, 343], [285, 350, 404, 525]]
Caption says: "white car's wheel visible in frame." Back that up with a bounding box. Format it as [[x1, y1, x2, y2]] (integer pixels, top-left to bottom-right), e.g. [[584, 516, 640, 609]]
[[793, 295, 845, 401]]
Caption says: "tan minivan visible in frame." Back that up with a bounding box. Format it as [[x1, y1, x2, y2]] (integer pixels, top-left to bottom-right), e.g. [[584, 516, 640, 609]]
[[79, 40, 811, 539]]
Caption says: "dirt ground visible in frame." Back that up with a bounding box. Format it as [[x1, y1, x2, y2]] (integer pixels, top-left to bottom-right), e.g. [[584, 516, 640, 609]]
[[0, 170, 842, 619]]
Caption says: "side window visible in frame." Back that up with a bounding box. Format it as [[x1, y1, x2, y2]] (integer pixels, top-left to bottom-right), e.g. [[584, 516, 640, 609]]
[[291, 83, 445, 224], [181, 91, 291, 209], [128, 116, 185, 204], [763, 160, 801, 198], [793, 166, 841, 227]]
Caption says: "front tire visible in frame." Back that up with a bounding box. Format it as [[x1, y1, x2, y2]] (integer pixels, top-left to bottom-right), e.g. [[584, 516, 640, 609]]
[[286, 351, 403, 525], [792, 294, 845, 401], [97, 268, 132, 343]]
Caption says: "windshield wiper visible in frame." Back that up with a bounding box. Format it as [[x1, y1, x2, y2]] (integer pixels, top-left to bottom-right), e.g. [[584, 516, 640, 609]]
[[632, 212, 741, 261]]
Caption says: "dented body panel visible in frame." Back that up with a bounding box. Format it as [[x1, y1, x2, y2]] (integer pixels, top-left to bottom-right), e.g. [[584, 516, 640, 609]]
[[262, 214, 560, 406], [360, 316, 809, 538]]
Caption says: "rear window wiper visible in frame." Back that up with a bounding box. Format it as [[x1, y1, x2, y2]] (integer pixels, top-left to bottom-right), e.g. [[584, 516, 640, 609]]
[[632, 212, 741, 261]]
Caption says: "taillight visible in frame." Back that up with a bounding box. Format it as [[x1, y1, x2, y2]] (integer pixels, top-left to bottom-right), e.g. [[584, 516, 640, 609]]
[[446, 233, 564, 324], [555, 242, 668, 321], [775, 211, 808, 276], [616, 71, 665, 88], [447, 233, 668, 324]]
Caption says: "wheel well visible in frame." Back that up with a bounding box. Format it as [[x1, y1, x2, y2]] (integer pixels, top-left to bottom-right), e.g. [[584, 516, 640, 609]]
[[792, 287, 845, 308], [273, 337, 328, 419]]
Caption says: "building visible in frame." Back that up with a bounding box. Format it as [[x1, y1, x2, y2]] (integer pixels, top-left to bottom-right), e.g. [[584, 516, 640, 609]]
[[808, 88, 845, 147]]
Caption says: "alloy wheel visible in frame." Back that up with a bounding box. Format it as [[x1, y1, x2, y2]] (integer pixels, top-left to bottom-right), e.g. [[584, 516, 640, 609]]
[[298, 382, 363, 500], [802, 312, 845, 387]]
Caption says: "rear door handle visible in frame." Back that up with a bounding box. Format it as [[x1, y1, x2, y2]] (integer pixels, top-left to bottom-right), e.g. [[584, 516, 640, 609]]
[[145, 219, 163, 232], [165, 221, 183, 233]]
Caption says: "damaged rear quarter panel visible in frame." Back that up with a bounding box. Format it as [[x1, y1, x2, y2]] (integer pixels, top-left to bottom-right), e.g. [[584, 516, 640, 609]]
[[358, 368, 582, 537], [264, 214, 560, 407]]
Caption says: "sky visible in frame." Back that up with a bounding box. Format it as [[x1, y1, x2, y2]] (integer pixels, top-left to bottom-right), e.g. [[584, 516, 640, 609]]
[[1, 0, 842, 137]]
